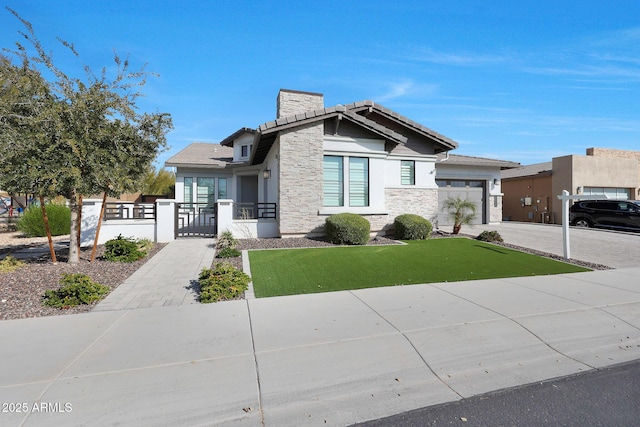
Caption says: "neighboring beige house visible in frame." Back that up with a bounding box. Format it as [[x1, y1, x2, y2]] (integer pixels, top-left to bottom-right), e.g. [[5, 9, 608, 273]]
[[502, 148, 640, 224], [166, 89, 517, 237]]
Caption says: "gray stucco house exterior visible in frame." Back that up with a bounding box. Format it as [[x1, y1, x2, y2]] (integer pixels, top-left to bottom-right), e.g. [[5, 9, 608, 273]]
[[165, 89, 518, 237]]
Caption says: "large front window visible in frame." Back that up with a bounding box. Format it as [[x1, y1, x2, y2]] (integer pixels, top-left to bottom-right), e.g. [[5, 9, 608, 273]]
[[197, 177, 215, 206], [323, 156, 369, 207], [323, 156, 343, 207], [184, 177, 193, 205], [349, 157, 369, 207]]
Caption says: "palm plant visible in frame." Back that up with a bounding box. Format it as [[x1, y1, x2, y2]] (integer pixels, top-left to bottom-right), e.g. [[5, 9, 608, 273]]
[[442, 196, 477, 234]]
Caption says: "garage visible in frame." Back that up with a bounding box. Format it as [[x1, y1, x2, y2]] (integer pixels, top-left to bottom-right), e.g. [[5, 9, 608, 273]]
[[436, 179, 486, 227]]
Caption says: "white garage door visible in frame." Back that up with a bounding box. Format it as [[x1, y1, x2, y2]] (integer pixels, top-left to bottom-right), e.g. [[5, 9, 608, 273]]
[[436, 180, 485, 227]]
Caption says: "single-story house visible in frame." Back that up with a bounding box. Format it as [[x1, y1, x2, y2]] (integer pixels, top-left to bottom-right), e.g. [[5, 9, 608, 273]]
[[165, 89, 518, 237], [501, 147, 640, 224]]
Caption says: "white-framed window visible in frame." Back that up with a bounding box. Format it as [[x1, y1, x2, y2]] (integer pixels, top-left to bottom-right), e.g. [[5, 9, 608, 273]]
[[323, 156, 343, 207], [218, 178, 227, 199], [401, 160, 415, 185], [197, 177, 215, 206], [184, 177, 193, 205], [241, 144, 252, 158], [349, 157, 369, 207], [323, 155, 369, 207]]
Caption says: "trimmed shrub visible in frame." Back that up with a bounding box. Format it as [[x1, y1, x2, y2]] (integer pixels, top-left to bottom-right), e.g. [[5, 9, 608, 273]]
[[103, 235, 148, 262], [476, 230, 504, 243], [199, 262, 250, 303], [17, 203, 71, 237], [216, 247, 241, 258], [216, 230, 237, 251], [394, 214, 432, 240], [325, 213, 370, 245], [43, 273, 110, 308], [0, 256, 25, 273]]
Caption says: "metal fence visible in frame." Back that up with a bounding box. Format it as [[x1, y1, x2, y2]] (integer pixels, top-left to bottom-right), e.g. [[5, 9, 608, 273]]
[[233, 202, 277, 219], [104, 202, 156, 220]]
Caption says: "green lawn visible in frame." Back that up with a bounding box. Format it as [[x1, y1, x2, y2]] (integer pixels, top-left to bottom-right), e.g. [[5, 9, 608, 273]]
[[248, 238, 590, 298]]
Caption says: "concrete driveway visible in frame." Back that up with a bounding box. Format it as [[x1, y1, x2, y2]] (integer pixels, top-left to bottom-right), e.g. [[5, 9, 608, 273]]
[[467, 222, 640, 269]]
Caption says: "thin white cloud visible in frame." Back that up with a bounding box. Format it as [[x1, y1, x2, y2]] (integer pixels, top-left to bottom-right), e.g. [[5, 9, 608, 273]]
[[406, 47, 507, 66], [374, 80, 438, 102]]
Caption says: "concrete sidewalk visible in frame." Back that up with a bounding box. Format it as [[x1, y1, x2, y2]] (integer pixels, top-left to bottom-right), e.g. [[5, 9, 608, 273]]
[[2, 264, 640, 425], [93, 238, 216, 311]]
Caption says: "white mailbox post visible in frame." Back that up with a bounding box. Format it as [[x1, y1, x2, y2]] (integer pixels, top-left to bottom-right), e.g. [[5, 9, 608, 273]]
[[557, 190, 608, 259]]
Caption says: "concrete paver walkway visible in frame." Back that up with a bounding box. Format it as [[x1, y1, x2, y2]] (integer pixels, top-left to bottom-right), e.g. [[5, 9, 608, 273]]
[[1, 227, 640, 426], [93, 238, 216, 311]]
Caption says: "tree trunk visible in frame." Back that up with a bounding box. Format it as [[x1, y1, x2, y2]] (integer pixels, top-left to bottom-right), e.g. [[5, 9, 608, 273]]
[[453, 223, 462, 235], [68, 191, 80, 264], [90, 192, 108, 262], [76, 194, 83, 249], [39, 196, 57, 264]]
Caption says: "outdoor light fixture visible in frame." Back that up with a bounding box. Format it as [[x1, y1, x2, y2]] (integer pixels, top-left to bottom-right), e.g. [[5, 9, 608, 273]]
[[263, 169, 271, 179], [493, 178, 500, 185]]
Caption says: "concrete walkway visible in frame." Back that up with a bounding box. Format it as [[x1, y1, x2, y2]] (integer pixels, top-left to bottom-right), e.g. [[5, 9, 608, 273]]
[[468, 222, 640, 269], [93, 238, 216, 311], [1, 228, 640, 426]]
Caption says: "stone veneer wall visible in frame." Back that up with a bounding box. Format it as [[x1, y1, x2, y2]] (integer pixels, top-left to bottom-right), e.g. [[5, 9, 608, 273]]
[[384, 188, 439, 231], [489, 196, 503, 223], [276, 90, 327, 236], [278, 124, 325, 235], [277, 89, 324, 119]]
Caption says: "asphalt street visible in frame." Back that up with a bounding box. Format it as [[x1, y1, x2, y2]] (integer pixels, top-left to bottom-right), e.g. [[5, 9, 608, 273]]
[[355, 359, 640, 427]]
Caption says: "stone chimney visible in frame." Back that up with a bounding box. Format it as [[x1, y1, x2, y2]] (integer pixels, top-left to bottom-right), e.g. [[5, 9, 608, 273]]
[[277, 89, 324, 118]]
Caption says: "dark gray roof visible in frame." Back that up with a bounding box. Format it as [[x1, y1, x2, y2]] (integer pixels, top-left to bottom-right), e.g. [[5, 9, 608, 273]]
[[436, 153, 520, 169], [219, 128, 256, 147], [164, 143, 235, 169], [252, 106, 409, 165], [501, 162, 553, 179], [345, 101, 458, 152]]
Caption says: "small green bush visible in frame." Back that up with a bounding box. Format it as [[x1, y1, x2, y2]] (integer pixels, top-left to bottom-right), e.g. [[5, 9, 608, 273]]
[[199, 262, 250, 303], [43, 273, 110, 308], [0, 256, 25, 273], [216, 230, 237, 250], [476, 230, 504, 243], [325, 213, 370, 245], [104, 235, 148, 262], [394, 214, 433, 240], [216, 247, 241, 258], [136, 238, 153, 254], [17, 203, 71, 237]]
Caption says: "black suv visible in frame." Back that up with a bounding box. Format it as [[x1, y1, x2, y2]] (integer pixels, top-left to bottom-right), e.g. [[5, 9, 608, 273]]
[[570, 200, 640, 231]]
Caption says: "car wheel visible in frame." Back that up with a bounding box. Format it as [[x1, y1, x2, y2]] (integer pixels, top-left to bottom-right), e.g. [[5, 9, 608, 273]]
[[573, 218, 591, 228]]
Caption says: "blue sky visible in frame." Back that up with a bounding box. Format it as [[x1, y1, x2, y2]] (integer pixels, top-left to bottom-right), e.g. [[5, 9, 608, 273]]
[[2, 1, 639, 167]]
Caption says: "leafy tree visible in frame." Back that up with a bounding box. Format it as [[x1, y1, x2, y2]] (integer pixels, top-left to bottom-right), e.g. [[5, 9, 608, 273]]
[[141, 168, 175, 196], [441, 196, 477, 235], [0, 9, 173, 263]]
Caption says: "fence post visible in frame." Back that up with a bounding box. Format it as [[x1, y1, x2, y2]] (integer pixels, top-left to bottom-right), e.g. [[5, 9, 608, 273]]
[[156, 199, 177, 242], [80, 199, 103, 247], [216, 199, 234, 237]]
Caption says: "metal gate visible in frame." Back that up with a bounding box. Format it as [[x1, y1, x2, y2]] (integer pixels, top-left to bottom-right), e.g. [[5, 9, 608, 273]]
[[175, 203, 217, 237]]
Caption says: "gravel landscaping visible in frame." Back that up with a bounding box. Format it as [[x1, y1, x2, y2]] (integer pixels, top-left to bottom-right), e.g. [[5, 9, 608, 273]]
[[1, 227, 609, 321], [0, 230, 165, 321]]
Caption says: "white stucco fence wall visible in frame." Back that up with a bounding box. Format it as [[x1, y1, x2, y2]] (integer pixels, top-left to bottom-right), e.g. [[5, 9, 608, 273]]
[[81, 199, 176, 247], [81, 198, 277, 245]]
